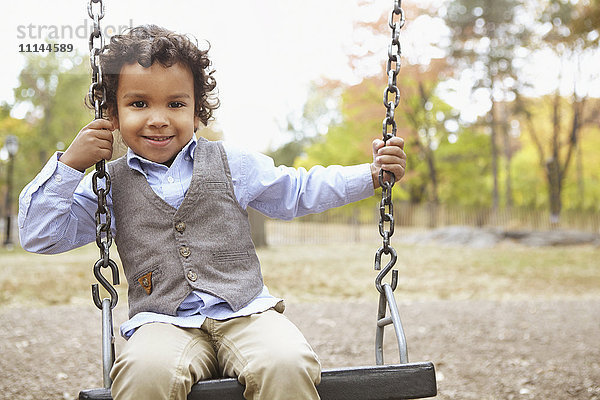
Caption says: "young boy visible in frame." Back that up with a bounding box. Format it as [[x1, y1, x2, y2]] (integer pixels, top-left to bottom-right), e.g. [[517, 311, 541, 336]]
[[19, 25, 406, 400]]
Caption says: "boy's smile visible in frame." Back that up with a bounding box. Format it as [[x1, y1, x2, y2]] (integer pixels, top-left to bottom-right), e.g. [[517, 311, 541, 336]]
[[112, 62, 199, 165]]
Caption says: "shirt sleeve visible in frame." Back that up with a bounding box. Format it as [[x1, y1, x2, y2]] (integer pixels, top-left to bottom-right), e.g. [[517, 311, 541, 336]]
[[223, 142, 374, 220], [18, 152, 113, 254]]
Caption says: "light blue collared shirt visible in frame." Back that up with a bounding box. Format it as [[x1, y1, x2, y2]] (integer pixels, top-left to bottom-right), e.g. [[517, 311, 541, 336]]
[[19, 136, 374, 338]]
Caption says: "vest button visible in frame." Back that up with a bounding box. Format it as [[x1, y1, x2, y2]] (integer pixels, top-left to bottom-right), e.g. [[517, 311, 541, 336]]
[[187, 270, 198, 282], [179, 246, 191, 257], [175, 221, 186, 233]]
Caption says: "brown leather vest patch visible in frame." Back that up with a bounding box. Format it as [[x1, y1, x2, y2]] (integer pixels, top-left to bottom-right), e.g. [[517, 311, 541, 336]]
[[137, 271, 153, 295]]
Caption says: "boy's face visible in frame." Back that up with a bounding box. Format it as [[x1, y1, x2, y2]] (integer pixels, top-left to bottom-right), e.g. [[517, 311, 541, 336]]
[[111, 62, 199, 165]]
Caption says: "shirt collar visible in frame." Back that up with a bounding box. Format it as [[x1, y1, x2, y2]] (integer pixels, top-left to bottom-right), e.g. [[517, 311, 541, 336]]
[[126, 136, 197, 177]]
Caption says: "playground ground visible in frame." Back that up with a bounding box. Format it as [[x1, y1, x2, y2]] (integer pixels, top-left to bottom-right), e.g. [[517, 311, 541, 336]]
[[1, 237, 599, 399]]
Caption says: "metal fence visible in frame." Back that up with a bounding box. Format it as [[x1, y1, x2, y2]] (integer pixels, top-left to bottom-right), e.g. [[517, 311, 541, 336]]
[[394, 202, 600, 232], [4, 202, 599, 248], [396, 202, 600, 232], [264, 202, 600, 246]]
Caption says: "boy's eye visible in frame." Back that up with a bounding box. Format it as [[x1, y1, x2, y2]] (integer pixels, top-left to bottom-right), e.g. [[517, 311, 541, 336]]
[[169, 101, 185, 108], [131, 101, 146, 108]]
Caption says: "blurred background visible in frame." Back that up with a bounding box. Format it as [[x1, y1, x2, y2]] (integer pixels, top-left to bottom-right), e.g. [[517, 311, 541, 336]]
[[1, 0, 599, 246], [1, 2, 599, 399]]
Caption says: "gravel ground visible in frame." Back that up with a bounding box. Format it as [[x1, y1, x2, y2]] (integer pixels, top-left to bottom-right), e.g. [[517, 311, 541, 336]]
[[1, 299, 599, 399]]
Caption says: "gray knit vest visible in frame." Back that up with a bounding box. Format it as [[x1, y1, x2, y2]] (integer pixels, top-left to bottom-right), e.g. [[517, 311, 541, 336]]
[[108, 138, 264, 319]]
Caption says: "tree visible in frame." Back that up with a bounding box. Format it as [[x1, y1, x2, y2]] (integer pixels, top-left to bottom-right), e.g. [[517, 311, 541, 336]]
[[293, 80, 377, 170], [569, 0, 600, 47], [516, 0, 600, 223], [294, 66, 460, 210], [511, 95, 600, 212], [440, 130, 492, 204], [0, 106, 35, 210], [518, 93, 599, 221], [267, 83, 340, 167], [444, 0, 532, 210], [14, 50, 92, 170], [297, 3, 456, 203], [395, 60, 455, 205]]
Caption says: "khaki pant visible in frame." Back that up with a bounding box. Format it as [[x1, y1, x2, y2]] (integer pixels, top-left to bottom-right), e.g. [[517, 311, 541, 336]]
[[110, 308, 321, 400]]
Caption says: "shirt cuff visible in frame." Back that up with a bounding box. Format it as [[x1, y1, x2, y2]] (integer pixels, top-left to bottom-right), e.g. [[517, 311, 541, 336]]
[[343, 163, 375, 203]]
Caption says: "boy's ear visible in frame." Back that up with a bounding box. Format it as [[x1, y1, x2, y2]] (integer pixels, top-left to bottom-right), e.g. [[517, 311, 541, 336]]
[[109, 114, 120, 130]]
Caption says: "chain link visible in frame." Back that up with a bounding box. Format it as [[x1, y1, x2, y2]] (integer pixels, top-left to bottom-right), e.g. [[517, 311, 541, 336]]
[[375, 0, 404, 294], [88, 0, 119, 310]]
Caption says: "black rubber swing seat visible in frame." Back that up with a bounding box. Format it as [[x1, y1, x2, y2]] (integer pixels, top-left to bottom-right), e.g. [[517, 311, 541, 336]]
[[79, 362, 437, 400]]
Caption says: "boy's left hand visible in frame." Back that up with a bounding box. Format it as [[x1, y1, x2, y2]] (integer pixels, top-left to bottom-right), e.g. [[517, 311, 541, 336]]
[[370, 136, 406, 189]]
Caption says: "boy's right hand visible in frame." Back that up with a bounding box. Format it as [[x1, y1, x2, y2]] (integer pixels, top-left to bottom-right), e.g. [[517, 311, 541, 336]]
[[59, 119, 115, 172]]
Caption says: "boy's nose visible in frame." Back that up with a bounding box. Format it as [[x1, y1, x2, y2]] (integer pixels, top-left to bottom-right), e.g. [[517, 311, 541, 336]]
[[147, 113, 169, 129]]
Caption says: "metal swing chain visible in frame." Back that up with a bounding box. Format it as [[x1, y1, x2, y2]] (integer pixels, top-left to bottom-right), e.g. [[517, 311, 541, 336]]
[[374, 0, 408, 366], [88, 0, 119, 309], [375, 0, 404, 297], [88, 0, 119, 389]]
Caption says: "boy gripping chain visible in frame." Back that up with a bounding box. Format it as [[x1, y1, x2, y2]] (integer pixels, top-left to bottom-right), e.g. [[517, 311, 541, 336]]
[[18, 25, 407, 400]]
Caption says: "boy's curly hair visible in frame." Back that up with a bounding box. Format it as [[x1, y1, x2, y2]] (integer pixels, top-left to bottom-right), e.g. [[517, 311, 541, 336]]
[[95, 25, 219, 126]]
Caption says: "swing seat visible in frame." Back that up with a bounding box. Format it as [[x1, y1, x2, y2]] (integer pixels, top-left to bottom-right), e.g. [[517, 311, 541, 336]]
[[79, 362, 436, 400]]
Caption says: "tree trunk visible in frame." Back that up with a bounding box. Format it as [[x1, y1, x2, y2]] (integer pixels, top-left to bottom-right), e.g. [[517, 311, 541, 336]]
[[489, 100, 500, 211], [576, 140, 584, 209], [425, 148, 439, 205], [500, 103, 513, 208], [418, 82, 439, 207], [545, 157, 561, 227], [248, 208, 267, 248]]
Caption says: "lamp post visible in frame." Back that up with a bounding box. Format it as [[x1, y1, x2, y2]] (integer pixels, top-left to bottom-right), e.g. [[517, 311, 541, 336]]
[[3, 135, 18, 247]]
